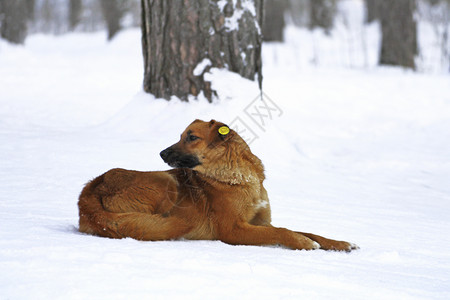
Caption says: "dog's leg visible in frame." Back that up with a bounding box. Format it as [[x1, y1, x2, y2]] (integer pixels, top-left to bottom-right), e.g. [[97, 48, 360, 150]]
[[218, 223, 320, 250], [112, 213, 193, 241], [296, 232, 359, 251]]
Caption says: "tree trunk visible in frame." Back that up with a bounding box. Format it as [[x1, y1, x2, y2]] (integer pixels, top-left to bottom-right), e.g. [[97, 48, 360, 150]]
[[0, 0, 28, 44], [69, 0, 82, 30], [25, 0, 35, 22], [309, 0, 336, 35], [379, 0, 417, 69], [364, 0, 380, 23], [141, 0, 263, 102], [263, 0, 287, 42], [100, 0, 124, 40]]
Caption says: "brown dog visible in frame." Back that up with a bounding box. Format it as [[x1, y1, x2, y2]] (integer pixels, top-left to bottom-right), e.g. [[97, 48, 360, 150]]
[[78, 119, 358, 251]]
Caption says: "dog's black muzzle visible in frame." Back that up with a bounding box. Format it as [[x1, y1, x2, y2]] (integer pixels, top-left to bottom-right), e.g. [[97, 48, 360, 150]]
[[160, 147, 201, 169]]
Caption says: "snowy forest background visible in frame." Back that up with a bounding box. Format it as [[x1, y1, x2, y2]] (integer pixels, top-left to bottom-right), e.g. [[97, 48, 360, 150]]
[[1, 0, 449, 73], [1, 1, 450, 299]]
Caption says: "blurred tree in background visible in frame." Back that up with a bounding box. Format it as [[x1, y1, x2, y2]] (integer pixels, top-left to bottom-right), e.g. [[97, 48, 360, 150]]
[[100, 0, 128, 40], [0, 0, 448, 74], [0, 0, 140, 38], [69, 0, 82, 30], [364, 0, 380, 23], [364, 0, 418, 69], [263, 0, 287, 42], [309, 0, 336, 35], [0, 0, 29, 44], [420, 0, 450, 71], [379, 0, 417, 69]]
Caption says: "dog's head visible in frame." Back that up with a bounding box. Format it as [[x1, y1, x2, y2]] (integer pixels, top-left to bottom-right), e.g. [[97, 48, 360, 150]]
[[160, 119, 235, 169], [161, 119, 265, 183]]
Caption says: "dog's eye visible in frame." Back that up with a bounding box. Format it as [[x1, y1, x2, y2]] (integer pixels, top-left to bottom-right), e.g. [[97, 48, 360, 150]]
[[188, 135, 199, 142]]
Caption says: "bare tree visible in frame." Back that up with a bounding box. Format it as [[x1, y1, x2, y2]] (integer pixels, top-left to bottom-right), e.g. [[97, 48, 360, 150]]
[[25, 0, 35, 22], [309, 0, 336, 35], [141, 0, 263, 102], [100, 0, 125, 40], [365, 0, 380, 23], [286, 0, 310, 27], [419, 0, 450, 72], [263, 0, 287, 42], [69, 0, 82, 30], [379, 0, 417, 69], [0, 0, 28, 44]]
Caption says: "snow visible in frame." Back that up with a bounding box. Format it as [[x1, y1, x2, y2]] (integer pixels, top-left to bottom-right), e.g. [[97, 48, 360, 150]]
[[219, 0, 257, 32], [1, 20, 450, 300], [193, 58, 212, 76]]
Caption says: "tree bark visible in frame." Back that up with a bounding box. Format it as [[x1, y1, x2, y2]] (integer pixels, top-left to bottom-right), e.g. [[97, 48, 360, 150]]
[[379, 0, 417, 69], [0, 0, 28, 44], [141, 0, 263, 102]]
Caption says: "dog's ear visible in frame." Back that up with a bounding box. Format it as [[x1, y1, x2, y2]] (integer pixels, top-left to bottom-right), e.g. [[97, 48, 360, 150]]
[[208, 122, 233, 145], [216, 124, 233, 141]]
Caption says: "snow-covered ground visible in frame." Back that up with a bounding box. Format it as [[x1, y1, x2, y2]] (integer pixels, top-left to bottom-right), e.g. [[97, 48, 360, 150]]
[[1, 20, 450, 300]]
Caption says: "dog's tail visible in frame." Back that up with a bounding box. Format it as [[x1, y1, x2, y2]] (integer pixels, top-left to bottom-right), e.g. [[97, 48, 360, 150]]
[[77, 175, 192, 241]]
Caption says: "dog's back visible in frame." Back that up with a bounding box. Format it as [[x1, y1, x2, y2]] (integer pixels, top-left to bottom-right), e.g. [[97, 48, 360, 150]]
[[78, 169, 194, 240]]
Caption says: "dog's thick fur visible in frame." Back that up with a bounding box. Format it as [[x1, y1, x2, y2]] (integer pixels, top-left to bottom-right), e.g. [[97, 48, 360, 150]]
[[78, 119, 357, 251]]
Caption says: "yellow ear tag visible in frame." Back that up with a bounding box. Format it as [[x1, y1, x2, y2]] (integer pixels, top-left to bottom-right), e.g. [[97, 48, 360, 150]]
[[218, 126, 230, 135]]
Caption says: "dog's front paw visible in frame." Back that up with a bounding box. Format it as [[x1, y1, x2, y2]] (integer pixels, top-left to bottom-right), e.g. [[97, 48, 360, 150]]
[[324, 241, 359, 252], [311, 241, 321, 250], [296, 236, 321, 250], [348, 242, 360, 251]]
